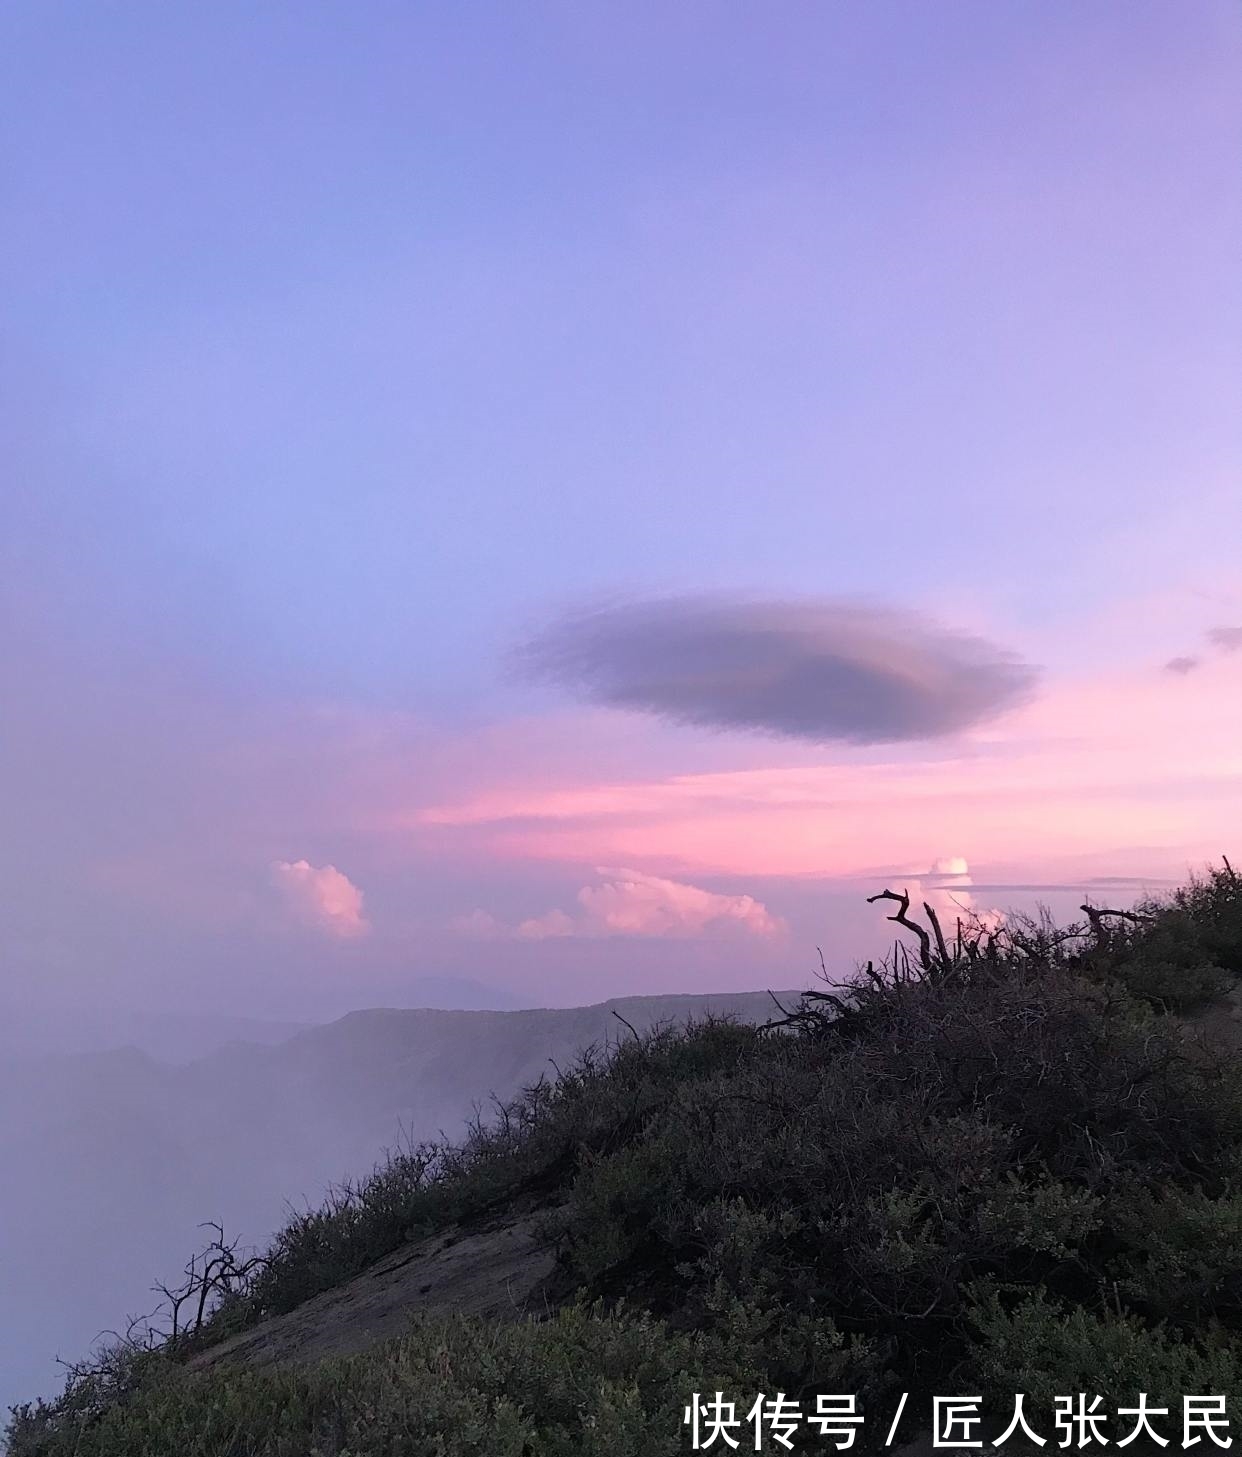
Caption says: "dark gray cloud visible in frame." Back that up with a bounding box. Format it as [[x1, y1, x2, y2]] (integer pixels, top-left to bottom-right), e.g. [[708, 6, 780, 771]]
[[1165, 626, 1242, 679], [521, 594, 1038, 745], [1208, 626, 1242, 653]]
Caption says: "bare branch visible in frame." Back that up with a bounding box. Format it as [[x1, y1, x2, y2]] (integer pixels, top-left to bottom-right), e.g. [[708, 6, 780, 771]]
[[610, 1009, 641, 1043], [1080, 903, 1152, 945], [866, 888, 932, 971], [766, 989, 795, 1019], [923, 901, 952, 969]]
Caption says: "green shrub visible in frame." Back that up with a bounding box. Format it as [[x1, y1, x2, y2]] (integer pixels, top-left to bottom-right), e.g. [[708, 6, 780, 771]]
[[968, 1286, 1242, 1410], [1107, 1181, 1242, 1322], [1110, 911, 1233, 1010], [7, 1305, 762, 1457]]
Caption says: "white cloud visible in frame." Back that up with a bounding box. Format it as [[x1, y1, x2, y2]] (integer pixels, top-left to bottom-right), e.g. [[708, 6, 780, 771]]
[[271, 859, 369, 939], [456, 869, 784, 942], [516, 908, 577, 940], [578, 867, 783, 938], [882, 856, 1005, 939], [449, 908, 505, 939]]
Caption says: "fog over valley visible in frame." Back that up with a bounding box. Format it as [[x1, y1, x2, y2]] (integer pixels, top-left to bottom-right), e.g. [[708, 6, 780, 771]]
[[0, 989, 797, 1417]]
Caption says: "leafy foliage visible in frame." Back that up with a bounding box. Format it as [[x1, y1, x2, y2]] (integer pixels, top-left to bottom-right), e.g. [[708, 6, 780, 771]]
[[967, 1287, 1242, 1409], [7, 1305, 781, 1457]]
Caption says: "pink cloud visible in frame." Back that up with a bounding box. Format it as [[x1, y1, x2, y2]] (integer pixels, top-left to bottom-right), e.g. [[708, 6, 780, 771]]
[[271, 858, 369, 939], [413, 654, 1242, 884], [74, 585, 1236, 967], [461, 869, 784, 942], [517, 908, 577, 940], [578, 868, 784, 938], [448, 908, 505, 939]]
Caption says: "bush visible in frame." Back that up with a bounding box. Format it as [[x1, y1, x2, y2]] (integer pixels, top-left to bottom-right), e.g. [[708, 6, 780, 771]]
[[12, 863, 1242, 1454], [968, 1286, 1242, 1410], [1107, 1181, 1242, 1323], [7, 1305, 751, 1457]]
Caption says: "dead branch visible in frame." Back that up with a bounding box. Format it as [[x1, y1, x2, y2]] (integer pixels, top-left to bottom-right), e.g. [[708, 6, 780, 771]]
[[141, 1221, 271, 1350], [866, 888, 933, 971], [611, 1008, 641, 1043], [923, 901, 952, 969], [1080, 904, 1153, 946], [767, 989, 795, 1019]]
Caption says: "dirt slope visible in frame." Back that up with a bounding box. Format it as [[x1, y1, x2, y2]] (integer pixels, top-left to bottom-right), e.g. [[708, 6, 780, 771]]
[[190, 1210, 557, 1371]]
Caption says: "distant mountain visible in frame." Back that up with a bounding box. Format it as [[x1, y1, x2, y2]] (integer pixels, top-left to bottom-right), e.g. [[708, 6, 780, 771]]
[[0, 987, 803, 1419], [0, 1007, 311, 1063], [0, 975, 519, 1063]]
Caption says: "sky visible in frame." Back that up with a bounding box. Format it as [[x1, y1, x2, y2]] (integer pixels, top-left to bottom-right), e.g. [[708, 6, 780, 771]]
[[3, 1, 1241, 1024]]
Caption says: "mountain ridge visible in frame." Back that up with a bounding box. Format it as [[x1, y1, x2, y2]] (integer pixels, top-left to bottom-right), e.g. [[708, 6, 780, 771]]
[[0, 985, 805, 1419]]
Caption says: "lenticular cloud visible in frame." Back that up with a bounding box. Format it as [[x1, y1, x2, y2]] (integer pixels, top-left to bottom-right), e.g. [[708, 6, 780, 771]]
[[522, 593, 1038, 745]]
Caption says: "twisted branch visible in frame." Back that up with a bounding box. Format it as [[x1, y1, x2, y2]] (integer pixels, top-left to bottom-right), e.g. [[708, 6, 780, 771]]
[[1080, 904, 1152, 946], [866, 888, 933, 972]]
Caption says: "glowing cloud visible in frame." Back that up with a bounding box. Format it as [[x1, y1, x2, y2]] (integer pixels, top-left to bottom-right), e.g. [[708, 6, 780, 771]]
[[462, 869, 784, 942], [865, 858, 1005, 955], [516, 908, 577, 940], [271, 859, 369, 939], [417, 650, 1242, 883], [449, 908, 505, 939], [578, 867, 784, 938], [914, 856, 1005, 932]]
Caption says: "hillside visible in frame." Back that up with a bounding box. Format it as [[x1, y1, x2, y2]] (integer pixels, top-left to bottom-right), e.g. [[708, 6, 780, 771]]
[[0, 989, 799, 1425], [9, 868, 1242, 1455]]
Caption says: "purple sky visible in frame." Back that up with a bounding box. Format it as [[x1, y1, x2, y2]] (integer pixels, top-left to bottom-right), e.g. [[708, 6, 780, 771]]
[[3, 2, 1241, 1022]]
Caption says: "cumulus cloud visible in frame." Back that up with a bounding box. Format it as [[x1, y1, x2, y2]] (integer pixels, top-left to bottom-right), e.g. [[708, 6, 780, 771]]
[[1164, 656, 1199, 676], [882, 856, 1005, 936], [271, 859, 369, 938], [516, 908, 577, 940], [520, 594, 1037, 745], [459, 869, 784, 942], [1208, 626, 1242, 653], [448, 908, 505, 939], [927, 856, 970, 880], [577, 868, 783, 938]]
